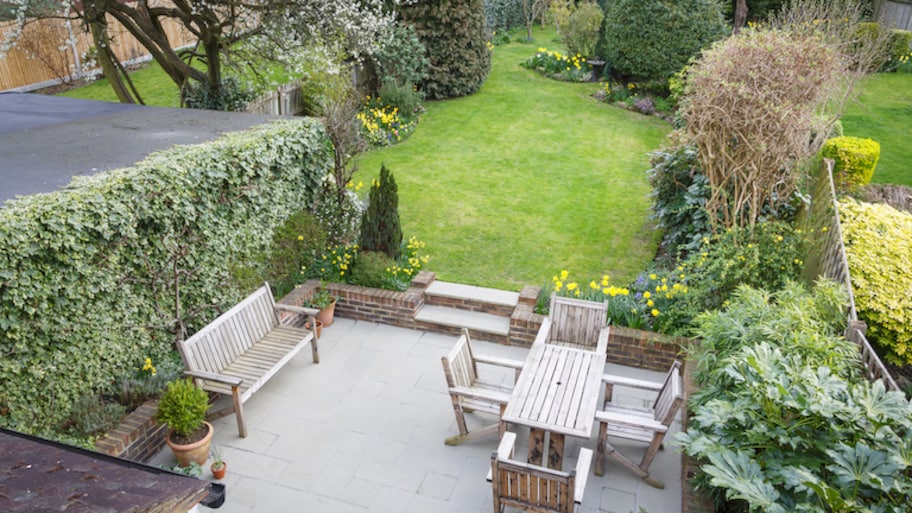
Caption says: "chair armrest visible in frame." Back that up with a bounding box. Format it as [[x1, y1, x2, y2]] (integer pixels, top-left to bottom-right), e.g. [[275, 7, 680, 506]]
[[184, 369, 243, 387], [533, 317, 552, 346], [573, 448, 593, 504], [595, 327, 609, 356], [595, 409, 668, 433], [487, 431, 517, 482], [602, 374, 664, 392], [274, 303, 320, 317], [474, 354, 524, 371], [449, 386, 512, 405]]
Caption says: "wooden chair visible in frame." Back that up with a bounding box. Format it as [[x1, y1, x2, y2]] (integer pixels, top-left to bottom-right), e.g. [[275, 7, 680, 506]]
[[441, 328, 524, 446], [489, 431, 592, 513], [594, 360, 683, 489], [534, 294, 609, 353]]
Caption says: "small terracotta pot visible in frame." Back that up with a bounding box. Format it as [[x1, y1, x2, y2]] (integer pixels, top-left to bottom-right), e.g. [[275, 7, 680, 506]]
[[305, 320, 324, 338], [211, 461, 227, 480], [315, 300, 336, 327]]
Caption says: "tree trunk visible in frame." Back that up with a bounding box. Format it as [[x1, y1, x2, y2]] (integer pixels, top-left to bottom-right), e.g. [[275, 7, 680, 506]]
[[733, 0, 749, 34]]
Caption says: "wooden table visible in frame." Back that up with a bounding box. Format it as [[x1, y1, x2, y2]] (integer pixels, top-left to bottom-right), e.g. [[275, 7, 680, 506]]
[[502, 341, 606, 470]]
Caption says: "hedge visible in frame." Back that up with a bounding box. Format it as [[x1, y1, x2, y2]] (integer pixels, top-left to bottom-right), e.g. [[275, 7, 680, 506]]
[[0, 119, 332, 437], [839, 199, 912, 366]]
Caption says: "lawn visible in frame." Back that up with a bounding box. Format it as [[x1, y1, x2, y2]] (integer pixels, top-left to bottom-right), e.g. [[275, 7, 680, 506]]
[[841, 72, 912, 187], [356, 29, 670, 291], [57, 60, 186, 107]]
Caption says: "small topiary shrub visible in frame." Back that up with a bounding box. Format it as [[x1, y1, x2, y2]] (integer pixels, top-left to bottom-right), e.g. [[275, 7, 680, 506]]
[[821, 136, 880, 193], [603, 0, 726, 85], [156, 378, 208, 438], [373, 23, 430, 91], [840, 199, 912, 365], [360, 164, 402, 260]]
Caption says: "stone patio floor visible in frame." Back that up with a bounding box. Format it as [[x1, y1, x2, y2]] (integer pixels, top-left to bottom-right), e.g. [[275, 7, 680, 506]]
[[151, 317, 683, 513]]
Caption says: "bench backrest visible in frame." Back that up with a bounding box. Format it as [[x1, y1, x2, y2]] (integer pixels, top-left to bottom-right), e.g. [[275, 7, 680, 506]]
[[441, 331, 478, 389], [653, 360, 684, 426], [548, 294, 608, 350], [492, 455, 577, 513], [178, 284, 279, 374]]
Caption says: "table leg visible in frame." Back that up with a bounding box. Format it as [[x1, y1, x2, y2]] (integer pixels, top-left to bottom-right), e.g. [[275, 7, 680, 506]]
[[528, 428, 545, 466], [548, 433, 564, 470]]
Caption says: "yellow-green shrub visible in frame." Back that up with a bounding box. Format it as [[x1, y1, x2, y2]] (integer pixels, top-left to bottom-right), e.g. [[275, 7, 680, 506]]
[[839, 199, 912, 365], [821, 136, 880, 192]]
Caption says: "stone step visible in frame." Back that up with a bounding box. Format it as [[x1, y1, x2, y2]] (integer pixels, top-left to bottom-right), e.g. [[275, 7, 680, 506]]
[[424, 281, 520, 316], [414, 305, 511, 338]]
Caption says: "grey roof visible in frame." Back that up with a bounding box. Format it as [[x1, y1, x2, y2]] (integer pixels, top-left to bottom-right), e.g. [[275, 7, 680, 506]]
[[0, 93, 278, 205]]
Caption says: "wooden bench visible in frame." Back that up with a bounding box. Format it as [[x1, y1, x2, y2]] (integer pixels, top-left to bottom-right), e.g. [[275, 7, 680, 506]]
[[176, 283, 320, 437]]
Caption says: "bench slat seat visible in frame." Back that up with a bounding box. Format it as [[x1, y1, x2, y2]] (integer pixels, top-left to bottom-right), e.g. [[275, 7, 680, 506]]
[[178, 283, 319, 437]]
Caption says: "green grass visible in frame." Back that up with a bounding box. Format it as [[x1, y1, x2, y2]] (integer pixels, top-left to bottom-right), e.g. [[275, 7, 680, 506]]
[[57, 60, 186, 107], [841, 73, 912, 186], [356, 29, 669, 291]]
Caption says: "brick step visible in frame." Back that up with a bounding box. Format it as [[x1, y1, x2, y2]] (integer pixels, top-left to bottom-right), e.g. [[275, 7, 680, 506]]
[[414, 305, 511, 344], [424, 281, 519, 317]]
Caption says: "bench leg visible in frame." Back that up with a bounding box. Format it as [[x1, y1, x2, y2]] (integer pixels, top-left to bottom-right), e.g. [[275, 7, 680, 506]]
[[310, 326, 320, 364], [232, 385, 247, 438]]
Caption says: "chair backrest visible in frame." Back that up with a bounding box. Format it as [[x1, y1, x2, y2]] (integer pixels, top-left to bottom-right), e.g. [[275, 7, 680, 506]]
[[652, 360, 684, 426], [178, 284, 279, 374], [548, 294, 608, 350], [492, 453, 577, 513], [441, 330, 478, 389]]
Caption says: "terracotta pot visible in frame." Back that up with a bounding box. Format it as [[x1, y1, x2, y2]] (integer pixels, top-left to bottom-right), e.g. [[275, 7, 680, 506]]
[[315, 300, 336, 327], [305, 320, 324, 338], [166, 421, 213, 467], [211, 461, 227, 480]]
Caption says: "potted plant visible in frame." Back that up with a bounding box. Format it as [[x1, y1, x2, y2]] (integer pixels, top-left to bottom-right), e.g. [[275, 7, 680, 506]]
[[210, 446, 227, 480], [157, 377, 212, 467], [309, 288, 337, 327]]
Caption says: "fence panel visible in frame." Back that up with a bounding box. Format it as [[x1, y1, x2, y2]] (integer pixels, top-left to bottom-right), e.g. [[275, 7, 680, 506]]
[[1, 4, 195, 91], [878, 0, 912, 31], [800, 159, 899, 391]]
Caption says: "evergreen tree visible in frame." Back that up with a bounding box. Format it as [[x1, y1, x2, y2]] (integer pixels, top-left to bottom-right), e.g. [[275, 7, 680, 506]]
[[400, 0, 491, 100], [360, 165, 403, 260]]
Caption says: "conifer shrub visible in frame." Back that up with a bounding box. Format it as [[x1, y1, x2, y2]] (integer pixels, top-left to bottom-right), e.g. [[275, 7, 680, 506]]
[[360, 165, 402, 260], [821, 136, 880, 193], [400, 0, 491, 99]]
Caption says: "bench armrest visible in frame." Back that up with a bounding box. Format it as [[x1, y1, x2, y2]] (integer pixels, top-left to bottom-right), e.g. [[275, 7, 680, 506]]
[[573, 448, 593, 504], [184, 369, 243, 387], [274, 303, 320, 317]]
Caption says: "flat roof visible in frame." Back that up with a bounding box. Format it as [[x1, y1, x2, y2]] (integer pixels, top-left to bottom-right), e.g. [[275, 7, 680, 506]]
[[0, 93, 278, 205]]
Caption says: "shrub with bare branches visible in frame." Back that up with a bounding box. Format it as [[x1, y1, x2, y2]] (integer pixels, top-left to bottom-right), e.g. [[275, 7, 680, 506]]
[[682, 0, 890, 229]]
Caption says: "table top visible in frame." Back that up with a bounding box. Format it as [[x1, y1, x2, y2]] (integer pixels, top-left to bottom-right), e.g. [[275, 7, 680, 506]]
[[502, 341, 606, 439]]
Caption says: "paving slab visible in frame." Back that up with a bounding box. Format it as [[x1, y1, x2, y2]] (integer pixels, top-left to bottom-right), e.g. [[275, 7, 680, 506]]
[[150, 318, 682, 513]]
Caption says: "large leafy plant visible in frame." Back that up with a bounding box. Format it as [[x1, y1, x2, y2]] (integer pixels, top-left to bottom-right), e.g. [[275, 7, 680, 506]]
[[679, 281, 912, 512]]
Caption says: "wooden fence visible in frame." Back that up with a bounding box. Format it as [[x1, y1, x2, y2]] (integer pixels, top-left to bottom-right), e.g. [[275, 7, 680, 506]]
[[245, 81, 307, 116], [800, 159, 899, 391], [0, 7, 195, 92], [876, 0, 912, 31]]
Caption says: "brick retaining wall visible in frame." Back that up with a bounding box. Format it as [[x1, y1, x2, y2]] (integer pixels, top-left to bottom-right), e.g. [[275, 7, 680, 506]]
[[95, 399, 167, 463]]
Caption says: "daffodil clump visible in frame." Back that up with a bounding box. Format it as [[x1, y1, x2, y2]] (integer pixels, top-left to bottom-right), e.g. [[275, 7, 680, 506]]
[[303, 244, 359, 282], [522, 48, 591, 81], [541, 269, 688, 331], [358, 96, 418, 146], [385, 236, 431, 289]]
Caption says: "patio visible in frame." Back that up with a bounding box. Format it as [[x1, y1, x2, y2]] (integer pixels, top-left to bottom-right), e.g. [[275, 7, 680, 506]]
[[151, 318, 683, 513]]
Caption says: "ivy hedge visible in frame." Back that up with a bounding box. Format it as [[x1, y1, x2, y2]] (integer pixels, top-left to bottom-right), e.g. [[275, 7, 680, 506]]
[[0, 119, 332, 437]]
